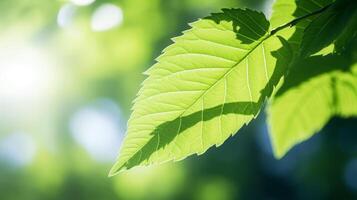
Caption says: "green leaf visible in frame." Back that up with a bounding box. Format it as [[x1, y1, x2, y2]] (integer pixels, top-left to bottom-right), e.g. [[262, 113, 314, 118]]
[[300, 1, 357, 57], [267, 54, 357, 158], [109, 9, 293, 175]]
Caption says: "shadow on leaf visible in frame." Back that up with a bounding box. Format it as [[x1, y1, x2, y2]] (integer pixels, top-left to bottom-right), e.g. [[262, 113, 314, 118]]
[[275, 54, 352, 97], [207, 8, 269, 44]]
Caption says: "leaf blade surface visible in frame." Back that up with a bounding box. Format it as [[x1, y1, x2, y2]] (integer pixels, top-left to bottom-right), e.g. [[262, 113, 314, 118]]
[[110, 9, 293, 175]]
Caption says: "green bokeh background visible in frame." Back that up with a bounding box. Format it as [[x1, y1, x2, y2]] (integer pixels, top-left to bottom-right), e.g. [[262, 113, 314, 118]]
[[0, 0, 356, 199]]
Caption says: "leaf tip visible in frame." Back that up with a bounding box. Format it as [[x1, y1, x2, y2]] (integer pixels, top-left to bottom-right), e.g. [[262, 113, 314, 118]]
[[272, 148, 286, 160], [108, 165, 119, 177], [108, 161, 127, 177]]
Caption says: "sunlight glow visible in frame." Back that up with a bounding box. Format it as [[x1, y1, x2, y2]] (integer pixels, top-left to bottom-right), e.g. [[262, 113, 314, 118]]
[[0, 41, 56, 109]]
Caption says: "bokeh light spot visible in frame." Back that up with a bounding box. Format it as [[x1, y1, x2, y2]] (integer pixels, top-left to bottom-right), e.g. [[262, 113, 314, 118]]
[[70, 0, 95, 6], [69, 98, 125, 163], [344, 159, 357, 191], [57, 3, 77, 28], [91, 4, 123, 32], [0, 132, 37, 167]]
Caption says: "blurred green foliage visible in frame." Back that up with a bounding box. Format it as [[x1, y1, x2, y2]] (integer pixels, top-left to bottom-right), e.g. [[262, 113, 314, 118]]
[[0, 0, 356, 200]]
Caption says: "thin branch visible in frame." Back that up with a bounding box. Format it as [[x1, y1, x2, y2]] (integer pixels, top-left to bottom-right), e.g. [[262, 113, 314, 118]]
[[270, 3, 333, 35]]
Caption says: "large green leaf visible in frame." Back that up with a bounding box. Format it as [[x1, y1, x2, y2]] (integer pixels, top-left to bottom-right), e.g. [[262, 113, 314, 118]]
[[109, 9, 293, 175], [267, 54, 357, 158]]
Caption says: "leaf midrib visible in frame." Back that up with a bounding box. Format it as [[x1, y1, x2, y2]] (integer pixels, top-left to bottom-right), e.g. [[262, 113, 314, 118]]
[[179, 34, 270, 117]]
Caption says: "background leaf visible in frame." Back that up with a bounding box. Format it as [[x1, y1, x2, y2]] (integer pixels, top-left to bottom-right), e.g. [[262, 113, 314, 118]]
[[110, 9, 293, 175], [267, 53, 357, 158]]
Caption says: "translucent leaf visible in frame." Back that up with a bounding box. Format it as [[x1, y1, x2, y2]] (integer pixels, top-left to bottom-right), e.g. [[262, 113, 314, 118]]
[[267, 54, 357, 158], [109, 9, 293, 175]]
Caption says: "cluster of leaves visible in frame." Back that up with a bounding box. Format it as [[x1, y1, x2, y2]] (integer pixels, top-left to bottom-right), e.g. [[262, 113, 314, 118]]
[[110, 0, 357, 176]]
